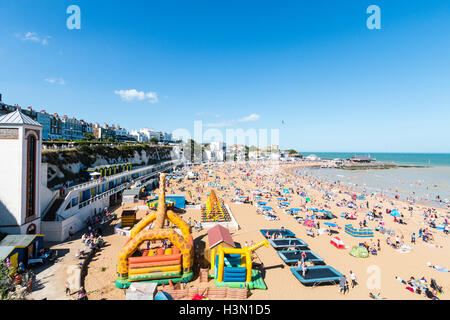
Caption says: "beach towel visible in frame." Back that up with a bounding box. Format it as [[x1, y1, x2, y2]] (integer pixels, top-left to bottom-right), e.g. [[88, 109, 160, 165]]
[[427, 263, 449, 272]]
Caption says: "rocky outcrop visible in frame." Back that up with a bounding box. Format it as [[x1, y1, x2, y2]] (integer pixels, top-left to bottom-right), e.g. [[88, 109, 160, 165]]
[[42, 144, 174, 189]]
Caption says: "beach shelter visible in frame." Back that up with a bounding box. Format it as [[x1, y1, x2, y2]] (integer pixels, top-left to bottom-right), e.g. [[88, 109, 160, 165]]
[[303, 220, 315, 227], [330, 237, 345, 249], [346, 213, 357, 219], [349, 246, 369, 258], [324, 222, 337, 228], [390, 209, 401, 217], [325, 212, 336, 219]]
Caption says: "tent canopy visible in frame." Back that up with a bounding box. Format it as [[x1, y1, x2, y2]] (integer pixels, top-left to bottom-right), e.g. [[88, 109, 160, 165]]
[[349, 246, 369, 258]]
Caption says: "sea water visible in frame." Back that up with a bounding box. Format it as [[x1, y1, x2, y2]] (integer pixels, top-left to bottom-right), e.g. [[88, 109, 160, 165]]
[[293, 166, 450, 208], [301, 152, 450, 167]]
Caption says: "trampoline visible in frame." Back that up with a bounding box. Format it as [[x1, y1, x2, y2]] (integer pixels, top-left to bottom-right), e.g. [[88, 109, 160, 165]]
[[260, 229, 296, 239], [290, 266, 343, 287], [277, 250, 324, 265], [268, 238, 308, 250]]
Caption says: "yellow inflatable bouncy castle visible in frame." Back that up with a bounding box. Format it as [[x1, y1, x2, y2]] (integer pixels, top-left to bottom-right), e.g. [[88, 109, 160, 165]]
[[201, 190, 231, 222], [212, 240, 269, 290], [115, 173, 194, 289]]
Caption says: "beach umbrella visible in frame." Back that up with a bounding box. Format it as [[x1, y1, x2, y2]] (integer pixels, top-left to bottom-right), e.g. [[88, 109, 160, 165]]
[[330, 237, 345, 249], [283, 189, 290, 194], [303, 220, 315, 227], [390, 209, 401, 217], [257, 201, 267, 205], [262, 206, 272, 210], [254, 196, 262, 200], [324, 222, 338, 228], [290, 208, 301, 212], [281, 202, 290, 205], [276, 197, 285, 200], [347, 213, 357, 219]]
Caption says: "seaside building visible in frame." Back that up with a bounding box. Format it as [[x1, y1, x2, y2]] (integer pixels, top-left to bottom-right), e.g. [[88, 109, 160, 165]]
[[61, 115, 84, 141], [348, 155, 375, 163], [0, 110, 43, 234], [0, 95, 173, 144], [204, 141, 226, 162], [49, 113, 63, 140], [0, 109, 182, 241], [130, 127, 174, 144], [36, 110, 52, 140], [305, 154, 320, 161]]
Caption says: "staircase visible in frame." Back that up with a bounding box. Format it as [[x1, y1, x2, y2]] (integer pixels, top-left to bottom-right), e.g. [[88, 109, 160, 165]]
[[42, 196, 65, 221]]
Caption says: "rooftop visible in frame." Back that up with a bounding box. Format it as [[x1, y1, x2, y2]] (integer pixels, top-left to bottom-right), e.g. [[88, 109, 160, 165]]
[[0, 110, 42, 127], [207, 224, 235, 249], [0, 234, 42, 248]]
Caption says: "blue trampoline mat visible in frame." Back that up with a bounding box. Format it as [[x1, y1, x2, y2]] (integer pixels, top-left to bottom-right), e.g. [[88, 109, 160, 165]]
[[278, 250, 324, 264], [269, 238, 308, 249], [260, 229, 296, 239], [290, 266, 343, 284]]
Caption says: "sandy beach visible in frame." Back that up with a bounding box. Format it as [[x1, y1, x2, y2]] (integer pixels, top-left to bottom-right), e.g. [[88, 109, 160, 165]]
[[82, 161, 449, 300]]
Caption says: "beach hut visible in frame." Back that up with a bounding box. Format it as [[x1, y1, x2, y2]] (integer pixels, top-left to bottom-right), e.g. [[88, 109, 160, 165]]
[[330, 237, 345, 249], [0, 234, 45, 269]]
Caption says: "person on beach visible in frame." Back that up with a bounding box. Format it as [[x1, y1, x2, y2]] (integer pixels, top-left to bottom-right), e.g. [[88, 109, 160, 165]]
[[349, 271, 357, 288], [69, 226, 74, 240], [411, 233, 416, 244], [77, 286, 87, 300], [65, 280, 71, 296], [300, 251, 306, 264], [301, 262, 307, 277], [339, 276, 346, 294]]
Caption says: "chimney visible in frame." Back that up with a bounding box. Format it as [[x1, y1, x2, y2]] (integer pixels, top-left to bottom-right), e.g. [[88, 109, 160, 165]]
[[27, 106, 32, 111]]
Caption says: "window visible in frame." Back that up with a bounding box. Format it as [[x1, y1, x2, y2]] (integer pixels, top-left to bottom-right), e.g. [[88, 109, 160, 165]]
[[26, 135, 37, 218]]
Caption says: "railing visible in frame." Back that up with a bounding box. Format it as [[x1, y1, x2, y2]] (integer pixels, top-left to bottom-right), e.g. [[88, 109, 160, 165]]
[[54, 160, 180, 221], [41, 190, 60, 219]]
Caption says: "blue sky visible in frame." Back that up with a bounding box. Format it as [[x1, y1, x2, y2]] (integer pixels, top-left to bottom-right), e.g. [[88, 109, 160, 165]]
[[1, 0, 450, 152]]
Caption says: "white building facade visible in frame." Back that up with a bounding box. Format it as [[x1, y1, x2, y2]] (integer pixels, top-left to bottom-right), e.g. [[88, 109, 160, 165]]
[[0, 111, 43, 234]]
